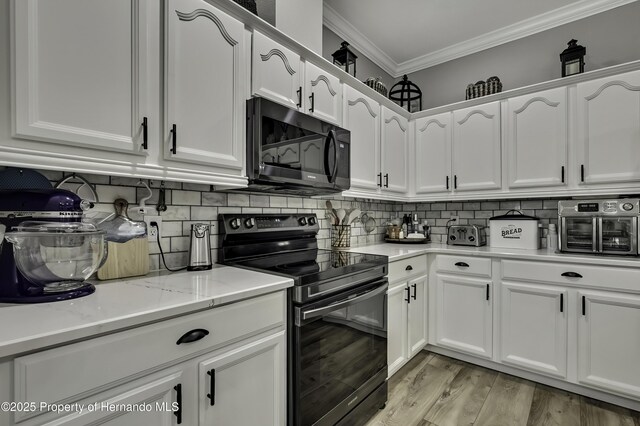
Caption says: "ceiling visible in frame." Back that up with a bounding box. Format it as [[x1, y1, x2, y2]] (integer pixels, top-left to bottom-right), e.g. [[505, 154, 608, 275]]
[[323, 0, 636, 77]]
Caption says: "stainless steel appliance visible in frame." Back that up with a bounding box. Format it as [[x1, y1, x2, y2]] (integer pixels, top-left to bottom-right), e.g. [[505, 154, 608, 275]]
[[245, 97, 351, 195], [219, 213, 388, 426], [558, 199, 639, 255], [447, 224, 486, 246], [187, 223, 212, 271]]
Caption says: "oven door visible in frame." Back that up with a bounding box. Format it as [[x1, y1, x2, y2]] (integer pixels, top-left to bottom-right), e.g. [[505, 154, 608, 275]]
[[561, 217, 597, 253], [292, 278, 388, 426], [599, 217, 638, 255]]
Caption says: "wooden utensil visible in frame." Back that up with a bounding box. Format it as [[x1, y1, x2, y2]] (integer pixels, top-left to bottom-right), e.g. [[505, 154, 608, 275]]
[[336, 209, 347, 224]]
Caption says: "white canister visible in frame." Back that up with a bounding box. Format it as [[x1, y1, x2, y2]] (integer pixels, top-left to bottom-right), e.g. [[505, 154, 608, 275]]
[[489, 210, 540, 249]]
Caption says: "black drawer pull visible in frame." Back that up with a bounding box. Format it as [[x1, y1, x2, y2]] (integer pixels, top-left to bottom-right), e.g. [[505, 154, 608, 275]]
[[486, 284, 490, 301], [207, 369, 216, 406], [296, 87, 302, 108], [384, 173, 389, 188], [377, 173, 382, 187], [582, 295, 586, 316], [141, 117, 148, 150], [405, 265, 413, 271], [411, 283, 417, 300], [446, 175, 449, 190], [176, 328, 209, 345], [309, 92, 315, 113], [561, 166, 565, 183], [455, 262, 469, 268], [174, 384, 182, 424], [561, 272, 583, 278], [560, 293, 564, 313], [405, 287, 411, 304], [170, 124, 177, 154], [581, 164, 585, 182], [454, 175, 458, 189]]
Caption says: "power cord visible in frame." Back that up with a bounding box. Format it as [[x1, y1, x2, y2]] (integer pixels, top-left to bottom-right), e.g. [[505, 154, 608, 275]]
[[150, 221, 187, 272], [445, 218, 457, 228]]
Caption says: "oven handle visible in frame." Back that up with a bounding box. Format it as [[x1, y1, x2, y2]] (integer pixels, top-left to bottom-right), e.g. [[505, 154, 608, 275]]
[[299, 281, 387, 322]]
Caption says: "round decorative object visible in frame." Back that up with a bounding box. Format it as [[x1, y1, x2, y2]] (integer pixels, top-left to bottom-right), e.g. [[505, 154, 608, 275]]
[[389, 75, 422, 112], [363, 77, 388, 96]]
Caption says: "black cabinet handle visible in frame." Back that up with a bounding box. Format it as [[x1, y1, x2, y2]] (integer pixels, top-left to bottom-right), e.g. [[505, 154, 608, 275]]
[[296, 87, 302, 108], [454, 175, 458, 189], [170, 124, 177, 154], [207, 369, 216, 406], [455, 262, 469, 268], [405, 265, 413, 271], [561, 166, 565, 183], [377, 173, 382, 187], [486, 284, 490, 301], [581, 164, 585, 182], [174, 384, 182, 424], [309, 93, 315, 113], [405, 287, 410, 304], [561, 272, 583, 278], [560, 293, 564, 313], [141, 117, 148, 150], [582, 295, 586, 316], [411, 283, 417, 300], [446, 176, 449, 190], [176, 328, 209, 345], [384, 173, 389, 188]]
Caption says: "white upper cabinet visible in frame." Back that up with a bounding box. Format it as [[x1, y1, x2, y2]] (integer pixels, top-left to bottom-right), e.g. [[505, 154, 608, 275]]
[[165, 0, 245, 171], [343, 86, 381, 192], [452, 101, 502, 192], [505, 87, 567, 189], [414, 112, 452, 194], [252, 30, 301, 110], [304, 62, 342, 126], [13, 0, 149, 155], [576, 70, 640, 186], [381, 107, 409, 194]]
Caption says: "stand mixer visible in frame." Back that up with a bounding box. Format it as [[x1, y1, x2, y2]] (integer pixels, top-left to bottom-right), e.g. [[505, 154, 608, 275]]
[[0, 189, 102, 303]]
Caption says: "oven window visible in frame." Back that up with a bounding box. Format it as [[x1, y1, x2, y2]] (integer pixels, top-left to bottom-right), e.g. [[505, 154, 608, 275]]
[[294, 289, 387, 426], [601, 218, 635, 253], [564, 218, 595, 251]]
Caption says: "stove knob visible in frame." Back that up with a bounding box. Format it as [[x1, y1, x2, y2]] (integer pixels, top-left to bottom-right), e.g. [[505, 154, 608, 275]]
[[230, 218, 241, 230], [449, 235, 457, 241], [245, 218, 255, 228], [298, 217, 307, 226], [469, 235, 476, 242], [308, 217, 317, 226], [622, 203, 634, 211]]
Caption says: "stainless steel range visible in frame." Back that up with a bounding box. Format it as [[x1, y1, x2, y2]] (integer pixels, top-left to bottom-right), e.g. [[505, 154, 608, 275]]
[[219, 213, 388, 426]]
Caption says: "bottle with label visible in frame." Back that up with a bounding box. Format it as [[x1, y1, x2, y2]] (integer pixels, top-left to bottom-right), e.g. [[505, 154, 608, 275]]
[[547, 223, 558, 252]]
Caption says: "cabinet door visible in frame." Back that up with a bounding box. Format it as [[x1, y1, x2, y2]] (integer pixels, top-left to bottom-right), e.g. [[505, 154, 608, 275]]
[[452, 102, 501, 191], [578, 290, 640, 399], [415, 113, 452, 194], [165, 0, 245, 170], [500, 282, 567, 378], [343, 86, 381, 192], [381, 107, 409, 194], [13, 0, 148, 154], [252, 31, 301, 110], [387, 283, 409, 377], [506, 88, 567, 189], [407, 275, 428, 358], [199, 331, 285, 426], [576, 70, 640, 186], [305, 62, 342, 125], [435, 274, 492, 358]]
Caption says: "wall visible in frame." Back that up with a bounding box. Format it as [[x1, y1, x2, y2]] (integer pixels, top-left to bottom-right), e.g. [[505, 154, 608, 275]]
[[275, 0, 323, 54], [407, 1, 640, 109]]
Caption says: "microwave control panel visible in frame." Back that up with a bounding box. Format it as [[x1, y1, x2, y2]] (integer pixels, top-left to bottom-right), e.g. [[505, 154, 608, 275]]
[[562, 199, 640, 216]]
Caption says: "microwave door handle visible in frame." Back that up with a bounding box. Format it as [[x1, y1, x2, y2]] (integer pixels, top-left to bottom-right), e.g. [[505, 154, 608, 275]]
[[299, 282, 387, 322], [325, 130, 339, 184], [595, 217, 600, 253]]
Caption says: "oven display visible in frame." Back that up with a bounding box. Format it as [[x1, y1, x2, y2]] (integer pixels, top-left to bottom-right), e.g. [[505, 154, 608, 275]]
[[577, 203, 599, 212]]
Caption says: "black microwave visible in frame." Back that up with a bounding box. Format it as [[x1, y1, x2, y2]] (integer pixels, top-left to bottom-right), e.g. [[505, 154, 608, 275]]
[[245, 97, 350, 195]]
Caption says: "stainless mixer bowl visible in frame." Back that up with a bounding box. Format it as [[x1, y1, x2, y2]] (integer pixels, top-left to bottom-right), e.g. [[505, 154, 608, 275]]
[[4, 221, 106, 291]]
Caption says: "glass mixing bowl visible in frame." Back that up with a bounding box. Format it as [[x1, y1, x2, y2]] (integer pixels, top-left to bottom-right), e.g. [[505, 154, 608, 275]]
[[5, 221, 107, 292]]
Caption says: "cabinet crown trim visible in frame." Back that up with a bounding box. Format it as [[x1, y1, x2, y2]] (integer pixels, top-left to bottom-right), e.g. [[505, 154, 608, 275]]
[[584, 80, 640, 101], [348, 98, 378, 118], [457, 109, 495, 125], [418, 118, 447, 132], [385, 115, 407, 132], [513, 97, 560, 114], [311, 75, 337, 96], [176, 9, 238, 46], [260, 49, 296, 75]]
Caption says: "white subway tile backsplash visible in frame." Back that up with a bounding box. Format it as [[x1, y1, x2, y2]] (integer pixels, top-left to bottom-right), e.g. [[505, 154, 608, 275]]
[[172, 190, 201, 205], [228, 193, 250, 206], [202, 192, 227, 206]]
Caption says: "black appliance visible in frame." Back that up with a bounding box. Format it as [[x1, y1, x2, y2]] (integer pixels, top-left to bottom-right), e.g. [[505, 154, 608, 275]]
[[219, 213, 388, 426], [245, 97, 350, 196], [0, 189, 95, 303]]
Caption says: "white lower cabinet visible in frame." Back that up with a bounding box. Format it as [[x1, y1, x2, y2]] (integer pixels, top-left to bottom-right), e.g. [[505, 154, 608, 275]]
[[577, 290, 640, 399], [500, 282, 568, 378]]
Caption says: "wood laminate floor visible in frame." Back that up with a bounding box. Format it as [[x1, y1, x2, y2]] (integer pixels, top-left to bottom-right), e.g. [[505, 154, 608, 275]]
[[366, 351, 640, 426]]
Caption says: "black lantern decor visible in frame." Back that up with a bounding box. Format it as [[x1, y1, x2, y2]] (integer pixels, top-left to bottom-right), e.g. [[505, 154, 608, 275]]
[[560, 39, 586, 77], [332, 41, 358, 77], [389, 75, 422, 112]]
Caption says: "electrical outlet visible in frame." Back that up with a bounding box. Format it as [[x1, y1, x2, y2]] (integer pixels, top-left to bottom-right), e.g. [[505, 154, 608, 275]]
[[144, 215, 162, 242], [450, 215, 459, 222]]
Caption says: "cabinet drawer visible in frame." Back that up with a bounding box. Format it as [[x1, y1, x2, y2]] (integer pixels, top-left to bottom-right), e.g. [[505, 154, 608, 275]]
[[501, 260, 640, 292], [436, 255, 492, 278], [389, 255, 427, 282], [14, 291, 285, 408]]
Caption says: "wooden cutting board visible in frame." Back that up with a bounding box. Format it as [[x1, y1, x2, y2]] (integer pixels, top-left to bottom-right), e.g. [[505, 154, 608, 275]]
[[97, 237, 150, 280]]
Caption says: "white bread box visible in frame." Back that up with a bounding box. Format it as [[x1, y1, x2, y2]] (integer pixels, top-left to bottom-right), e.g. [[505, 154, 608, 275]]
[[489, 210, 540, 249]]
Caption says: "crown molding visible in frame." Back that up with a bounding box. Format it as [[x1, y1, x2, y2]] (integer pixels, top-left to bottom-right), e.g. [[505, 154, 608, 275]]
[[324, 0, 638, 78], [322, 3, 397, 77]]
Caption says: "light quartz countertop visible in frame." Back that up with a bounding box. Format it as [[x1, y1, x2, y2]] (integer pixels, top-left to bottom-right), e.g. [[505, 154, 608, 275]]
[[344, 242, 640, 268], [0, 265, 293, 359]]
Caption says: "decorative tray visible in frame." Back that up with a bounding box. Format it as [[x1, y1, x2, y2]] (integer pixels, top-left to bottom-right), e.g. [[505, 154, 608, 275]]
[[385, 237, 429, 244]]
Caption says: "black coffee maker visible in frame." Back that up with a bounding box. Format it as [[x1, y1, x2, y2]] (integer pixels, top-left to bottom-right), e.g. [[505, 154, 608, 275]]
[[0, 189, 96, 303]]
